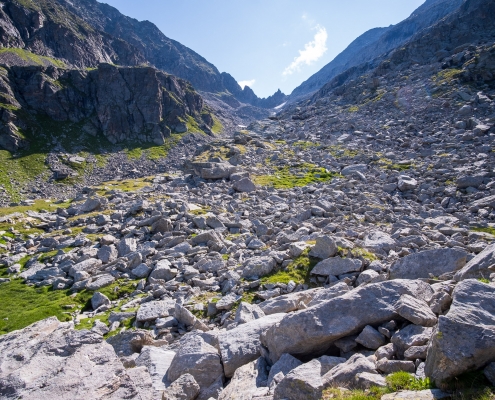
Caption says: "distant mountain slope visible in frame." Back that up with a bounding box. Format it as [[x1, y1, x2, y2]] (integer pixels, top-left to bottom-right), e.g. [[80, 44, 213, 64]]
[[0, 0, 285, 108], [289, 0, 464, 100]]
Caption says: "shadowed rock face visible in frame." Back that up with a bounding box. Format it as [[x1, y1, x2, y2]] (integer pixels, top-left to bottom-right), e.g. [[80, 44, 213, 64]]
[[0, 63, 211, 150]]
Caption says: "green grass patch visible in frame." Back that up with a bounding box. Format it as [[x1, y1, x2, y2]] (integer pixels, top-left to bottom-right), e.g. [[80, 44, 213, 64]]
[[211, 116, 223, 135], [0, 48, 66, 68], [253, 164, 338, 189], [95, 177, 152, 194], [0, 198, 72, 218], [433, 68, 463, 85], [0, 278, 139, 335], [261, 248, 319, 285], [471, 227, 495, 236], [293, 141, 318, 150]]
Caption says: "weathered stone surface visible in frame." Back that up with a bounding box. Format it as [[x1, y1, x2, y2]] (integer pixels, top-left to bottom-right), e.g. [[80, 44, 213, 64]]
[[364, 231, 397, 253], [376, 359, 416, 374], [218, 313, 285, 377], [454, 243, 495, 281], [234, 302, 266, 325], [355, 325, 387, 349], [259, 291, 314, 315], [233, 177, 256, 192], [355, 372, 387, 389], [273, 359, 323, 400], [91, 291, 110, 310], [135, 346, 176, 392], [318, 356, 347, 376], [309, 235, 338, 259], [322, 354, 376, 389], [267, 353, 303, 386], [389, 248, 467, 280], [240, 256, 276, 279], [218, 358, 268, 400], [306, 282, 351, 307], [0, 317, 140, 399], [262, 280, 433, 363], [163, 374, 200, 400], [391, 325, 433, 358], [167, 335, 224, 390], [311, 257, 363, 276], [425, 280, 495, 387], [484, 362, 495, 387], [136, 300, 176, 322], [68, 258, 102, 277], [394, 294, 438, 327]]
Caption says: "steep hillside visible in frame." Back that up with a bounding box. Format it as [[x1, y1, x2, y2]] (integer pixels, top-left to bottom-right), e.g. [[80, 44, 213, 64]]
[[289, 0, 464, 101], [0, 0, 286, 107]]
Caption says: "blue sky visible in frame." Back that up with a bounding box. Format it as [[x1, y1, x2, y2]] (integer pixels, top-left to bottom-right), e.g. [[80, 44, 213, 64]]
[[101, 0, 425, 98]]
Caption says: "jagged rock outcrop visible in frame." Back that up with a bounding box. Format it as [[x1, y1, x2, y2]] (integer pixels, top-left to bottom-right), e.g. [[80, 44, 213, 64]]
[[0, 63, 212, 150]]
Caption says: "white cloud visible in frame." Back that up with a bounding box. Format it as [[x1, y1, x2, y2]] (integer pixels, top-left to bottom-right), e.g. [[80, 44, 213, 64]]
[[238, 79, 256, 89], [283, 25, 328, 76]]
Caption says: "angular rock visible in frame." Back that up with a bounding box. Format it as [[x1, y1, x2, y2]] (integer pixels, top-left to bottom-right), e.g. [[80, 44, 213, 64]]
[[355, 372, 387, 389], [398, 175, 417, 192], [364, 231, 397, 253], [262, 280, 433, 363], [425, 280, 495, 387], [240, 256, 276, 279], [311, 257, 363, 277], [391, 325, 433, 358], [454, 243, 495, 281], [91, 291, 110, 310], [116, 238, 137, 257], [135, 346, 176, 392], [394, 294, 438, 327], [376, 359, 416, 374], [167, 335, 224, 390], [163, 374, 200, 400], [233, 177, 256, 193], [259, 291, 314, 315], [136, 300, 176, 322], [389, 248, 467, 280], [308, 235, 338, 259], [0, 317, 140, 399], [355, 325, 387, 350], [234, 302, 266, 325], [273, 359, 323, 400], [267, 353, 303, 386], [218, 358, 268, 400], [306, 282, 351, 307], [218, 313, 285, 377], [322, 354, 376, 389]]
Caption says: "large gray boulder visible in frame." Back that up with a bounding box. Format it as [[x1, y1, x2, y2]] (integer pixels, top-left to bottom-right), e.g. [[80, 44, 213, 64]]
[[425, 280, 495, 387], [454, 243, 495, 281], [307, 282, 351, 307], [167, 335, 224, 391], [218, 358, 268, 400], [163, 374, 200, 400], [389, 248, 467, 280], [218, 313, 285, 377], [364, 231, 397, 253], [136, 300, 176, 322], [309, 236, 338, 259], [273, 359, 323, 400], [261, 280, 433, 363], [311, 257, 363, 277], [240, 257, 276, 279], [0, 317, 140, 399]]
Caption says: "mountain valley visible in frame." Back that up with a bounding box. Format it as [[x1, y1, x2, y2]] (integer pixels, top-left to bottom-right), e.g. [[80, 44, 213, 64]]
[[0, 0, 495, 399]]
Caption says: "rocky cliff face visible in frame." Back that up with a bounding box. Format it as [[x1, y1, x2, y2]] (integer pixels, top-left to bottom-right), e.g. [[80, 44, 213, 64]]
[[0, 63, 212, 152], [0, 0, 285, 108], [289, 0, 464, 101]]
